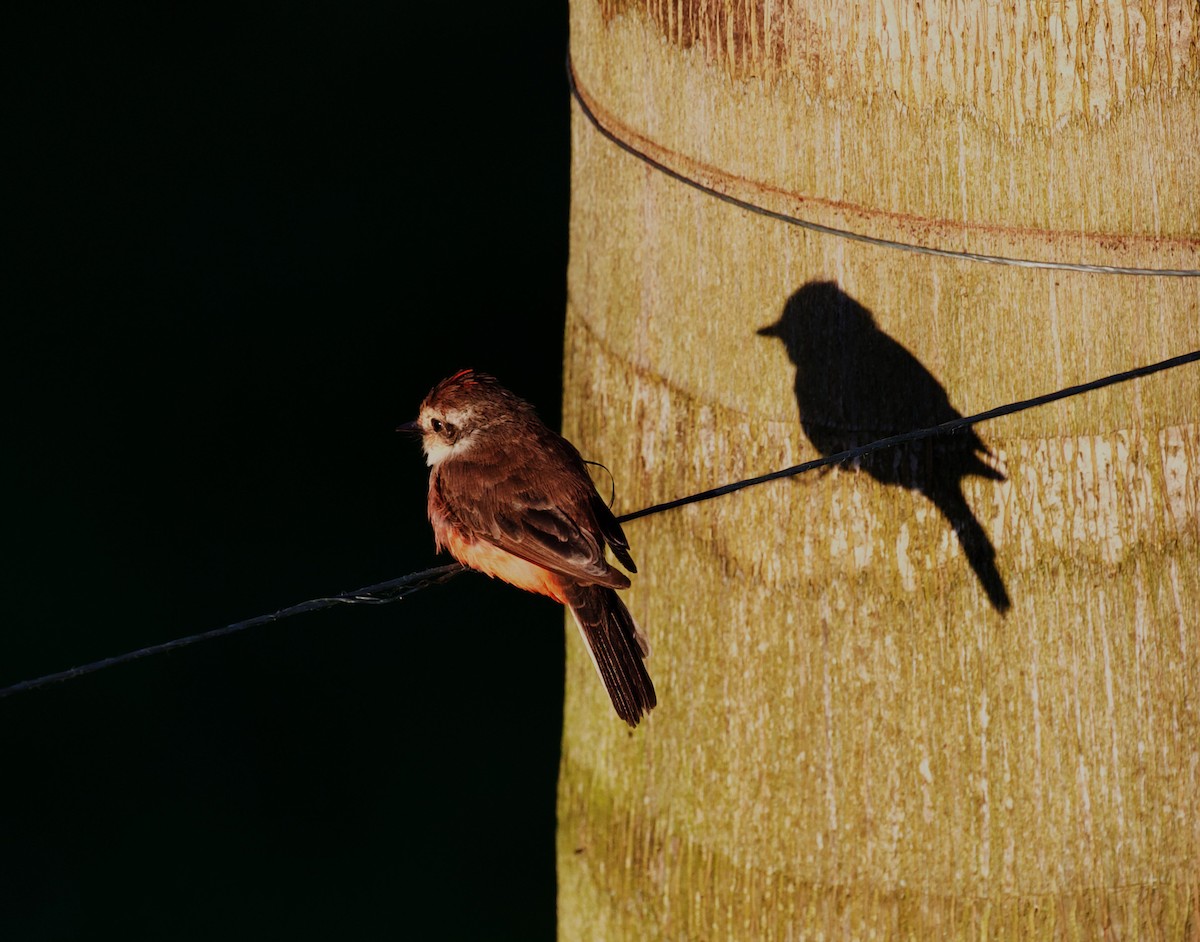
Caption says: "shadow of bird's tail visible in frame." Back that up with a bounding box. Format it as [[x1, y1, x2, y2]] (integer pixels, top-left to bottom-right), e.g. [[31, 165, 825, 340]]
[[928, 482, 1011, 614], [962, 436, 1007, 484]]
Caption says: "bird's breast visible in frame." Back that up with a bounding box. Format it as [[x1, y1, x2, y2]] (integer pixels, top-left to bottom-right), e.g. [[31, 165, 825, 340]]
[[441, 522, 567, 603], [428, 475, 567, 604]]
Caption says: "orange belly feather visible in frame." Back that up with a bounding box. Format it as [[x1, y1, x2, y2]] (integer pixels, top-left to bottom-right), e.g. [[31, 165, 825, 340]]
[[436, 519, 568, 604]]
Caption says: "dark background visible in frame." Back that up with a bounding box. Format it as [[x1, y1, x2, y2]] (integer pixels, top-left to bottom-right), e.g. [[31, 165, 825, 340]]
[[7, 6, 568, 939]]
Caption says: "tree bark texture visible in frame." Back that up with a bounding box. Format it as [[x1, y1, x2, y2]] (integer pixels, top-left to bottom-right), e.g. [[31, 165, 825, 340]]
[[559, 2, 1199, 939]]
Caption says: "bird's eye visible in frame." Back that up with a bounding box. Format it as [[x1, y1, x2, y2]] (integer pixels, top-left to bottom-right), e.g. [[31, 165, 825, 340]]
[[431, 418, 444, 433], [442, 422, 457, 438]]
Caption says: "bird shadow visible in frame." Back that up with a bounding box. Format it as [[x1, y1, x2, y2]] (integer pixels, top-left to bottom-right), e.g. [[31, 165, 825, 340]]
[[758, 280, 1011, 614]]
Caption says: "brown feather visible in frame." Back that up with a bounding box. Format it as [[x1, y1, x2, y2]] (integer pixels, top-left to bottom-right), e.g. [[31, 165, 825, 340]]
[[411, 369, 655, 726], [563, 583, 656, 727], [433, 420, 633, 588]]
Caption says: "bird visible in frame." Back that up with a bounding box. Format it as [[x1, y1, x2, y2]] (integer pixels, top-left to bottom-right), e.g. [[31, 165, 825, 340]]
[[398, 369, 656, 726], [759, 281, 1011, 612]]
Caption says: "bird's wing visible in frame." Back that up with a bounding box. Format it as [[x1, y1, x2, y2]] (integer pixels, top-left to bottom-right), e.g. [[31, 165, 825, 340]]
[[436, 444, 630, 589]]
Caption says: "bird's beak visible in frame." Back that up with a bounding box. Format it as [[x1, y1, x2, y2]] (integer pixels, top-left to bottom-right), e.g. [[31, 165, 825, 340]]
[[396, 420, 422, 435]]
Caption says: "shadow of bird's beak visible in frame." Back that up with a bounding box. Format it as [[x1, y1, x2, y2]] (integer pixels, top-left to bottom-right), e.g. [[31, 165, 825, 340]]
[[757, 321, 782, 338]]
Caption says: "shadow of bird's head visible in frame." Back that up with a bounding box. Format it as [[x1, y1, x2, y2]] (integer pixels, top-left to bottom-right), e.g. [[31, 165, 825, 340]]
[[758, 280, 879, 367]]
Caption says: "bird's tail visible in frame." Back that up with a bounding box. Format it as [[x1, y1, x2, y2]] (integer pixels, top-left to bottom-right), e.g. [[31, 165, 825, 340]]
[[563, 584, 657, 727]]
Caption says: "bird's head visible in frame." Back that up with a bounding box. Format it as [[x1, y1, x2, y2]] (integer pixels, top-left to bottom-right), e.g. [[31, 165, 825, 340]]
[[398, 369, 530, 467]]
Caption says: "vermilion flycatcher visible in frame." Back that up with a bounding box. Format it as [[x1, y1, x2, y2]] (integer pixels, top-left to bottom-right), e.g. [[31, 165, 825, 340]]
[[398, 369, 656, 727]]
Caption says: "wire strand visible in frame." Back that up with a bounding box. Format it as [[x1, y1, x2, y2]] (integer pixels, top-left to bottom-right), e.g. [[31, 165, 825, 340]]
[[5, 52, 1200, 701], [565, 55, 1200, 278], [2, 351, 1195, 700], [0, 565, 464, 699], [618, 349, 1200, 523]]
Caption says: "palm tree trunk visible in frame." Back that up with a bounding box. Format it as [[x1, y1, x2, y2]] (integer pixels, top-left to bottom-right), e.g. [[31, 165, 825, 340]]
[[560, 2, 1200, 938]]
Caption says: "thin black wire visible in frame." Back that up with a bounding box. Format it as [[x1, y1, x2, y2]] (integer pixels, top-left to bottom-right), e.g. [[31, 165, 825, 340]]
[[1, 350, 1195, 700], [565, 55, 1200, 278], [0, 565, 464, 699], [5, 52, 1199, 701], [618, 349, 1200, 523]]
